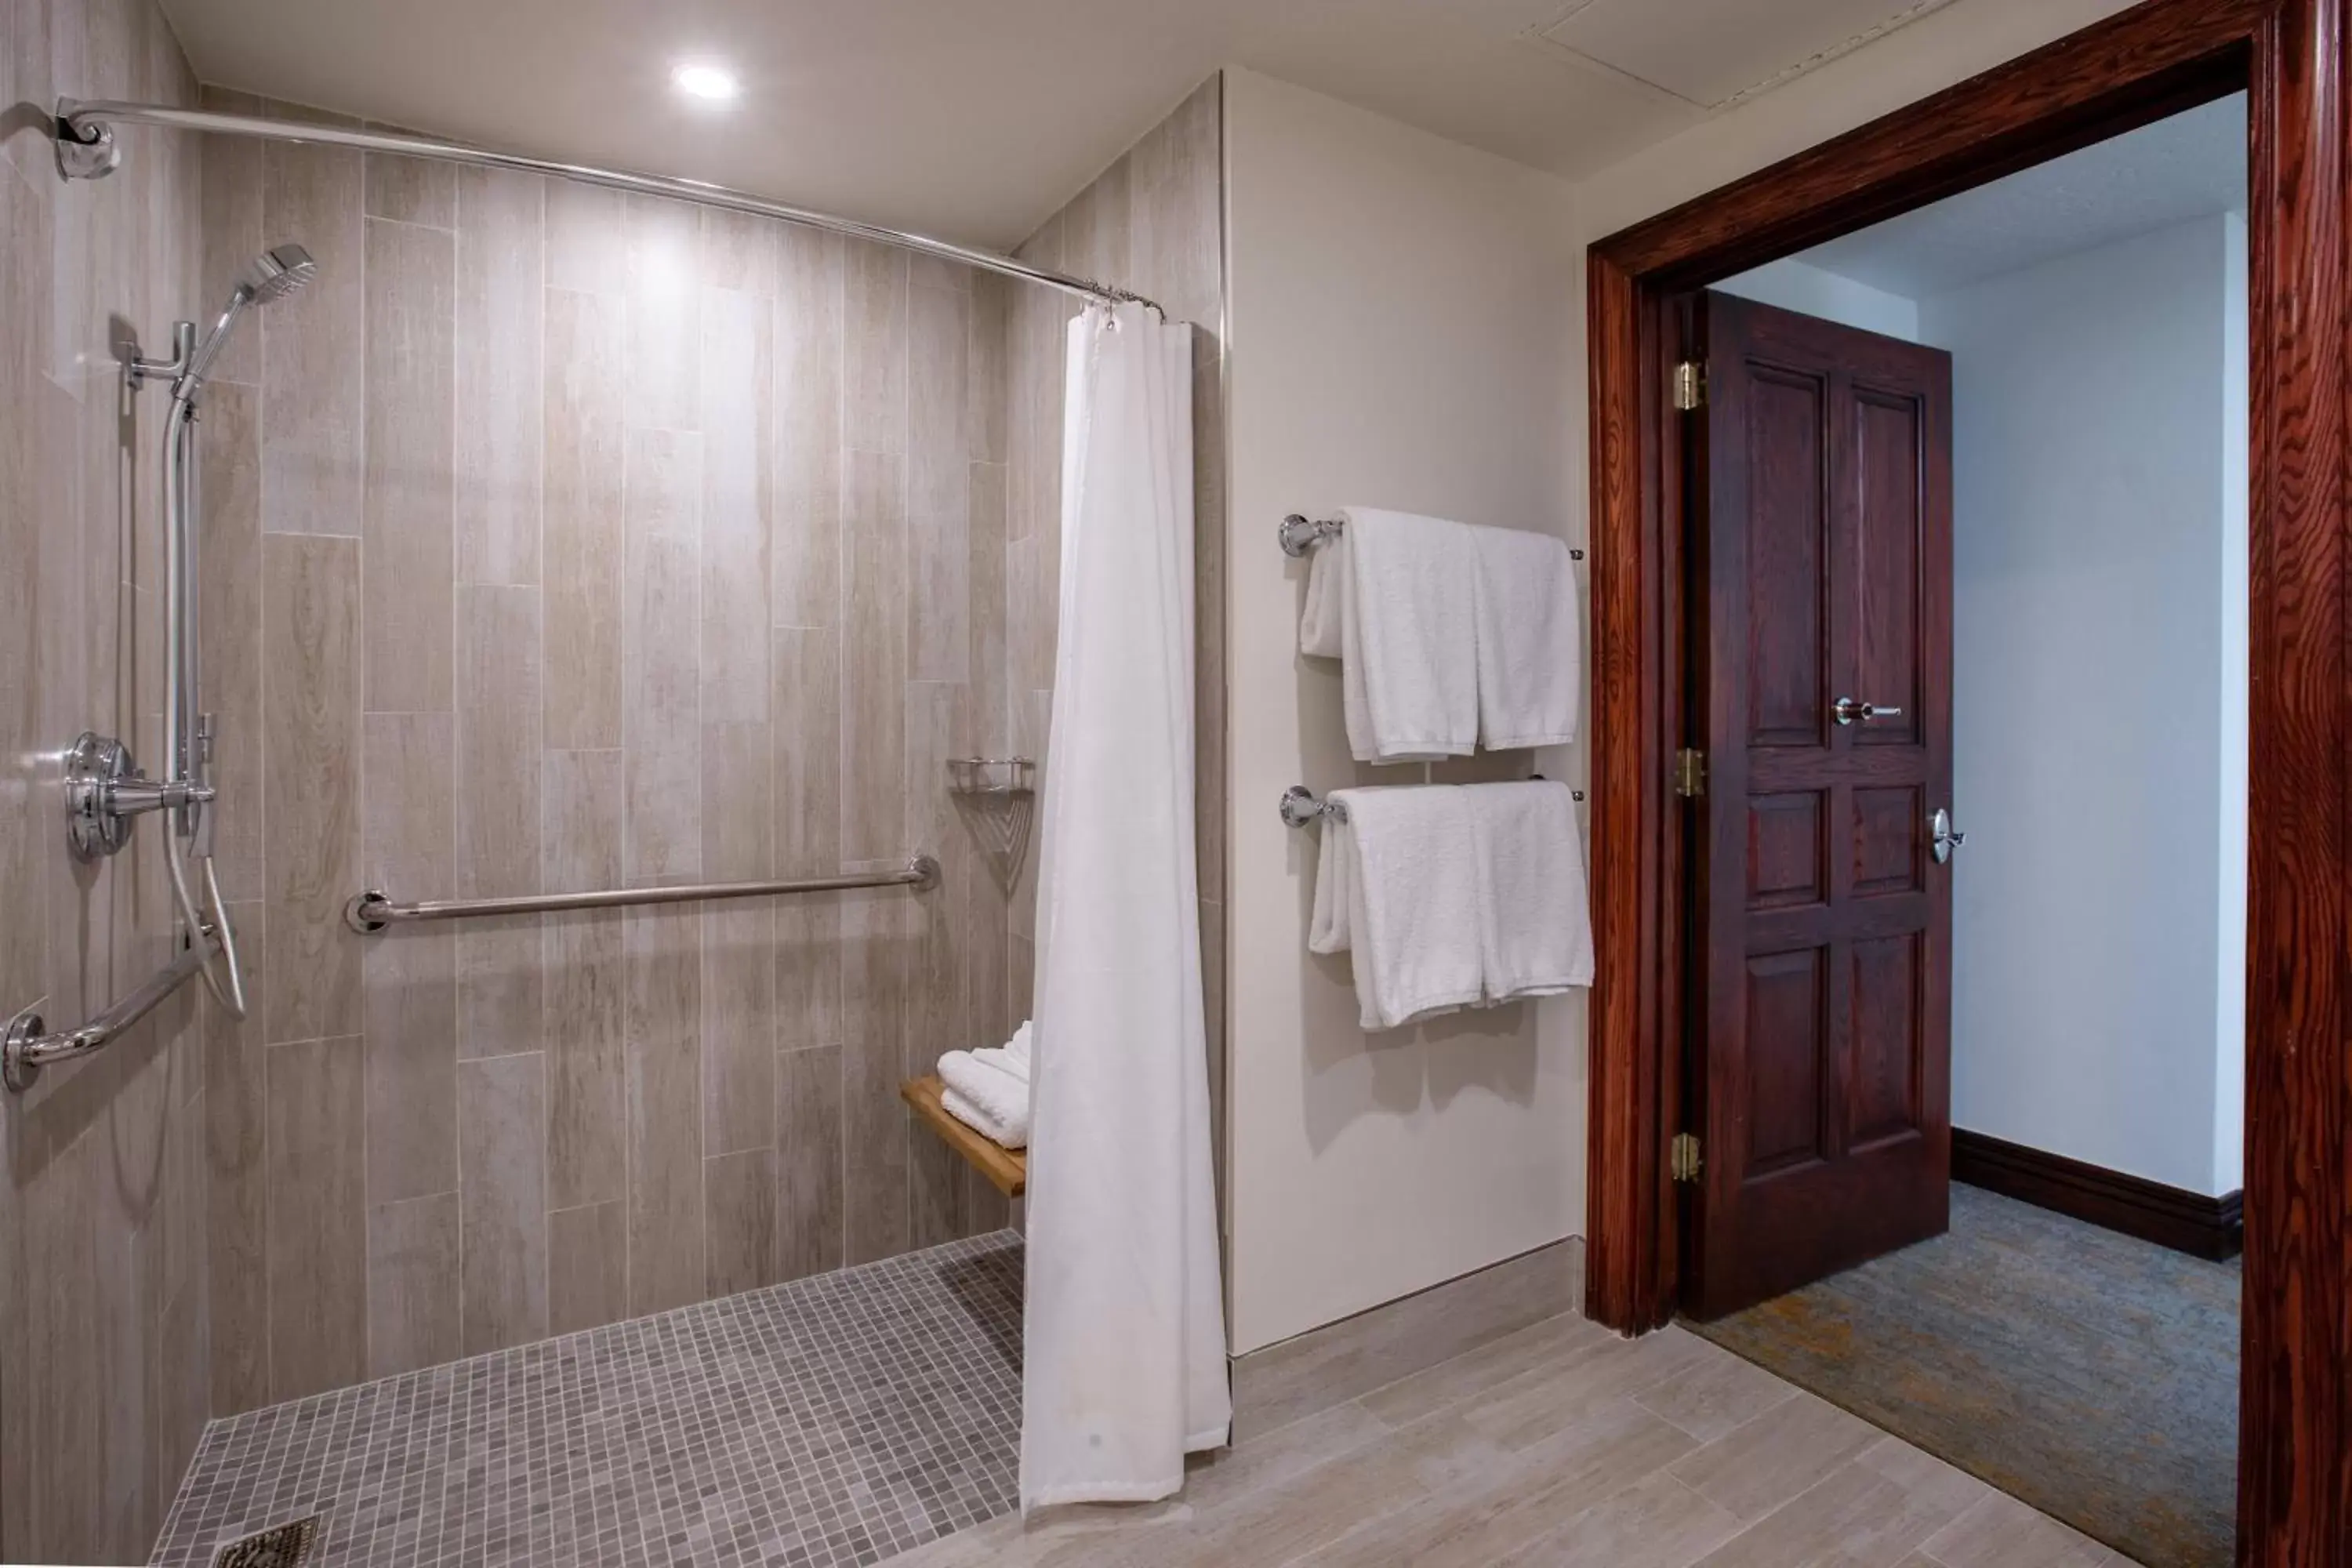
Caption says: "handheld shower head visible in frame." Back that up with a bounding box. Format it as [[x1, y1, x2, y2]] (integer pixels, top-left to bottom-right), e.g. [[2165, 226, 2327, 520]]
[[181, 241, 317, 392]]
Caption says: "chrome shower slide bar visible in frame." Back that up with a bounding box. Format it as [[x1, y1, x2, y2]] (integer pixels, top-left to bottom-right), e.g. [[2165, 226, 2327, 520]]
[[53, 100, 1159, 312], [344, 855, 942, 934], [5, 934, 219, 1092]]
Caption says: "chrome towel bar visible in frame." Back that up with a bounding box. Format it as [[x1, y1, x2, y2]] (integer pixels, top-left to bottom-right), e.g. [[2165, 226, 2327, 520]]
[[1279, 514, 1585, 561], [5, 934, 218, 1091], [346, 855, 942, 934], [1281, 782, 1584, 828]]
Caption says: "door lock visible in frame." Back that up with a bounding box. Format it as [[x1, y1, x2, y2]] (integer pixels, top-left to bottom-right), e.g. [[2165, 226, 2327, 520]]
[[1833, 696, 1904, 726], [1931, 807, 1967, 864]]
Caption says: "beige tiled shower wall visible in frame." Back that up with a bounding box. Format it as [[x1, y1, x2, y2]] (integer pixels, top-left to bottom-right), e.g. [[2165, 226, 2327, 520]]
[[0, 0, 212, 1559], [194, 91, 1038, 1413], [1007, 77, 1229, 1184]]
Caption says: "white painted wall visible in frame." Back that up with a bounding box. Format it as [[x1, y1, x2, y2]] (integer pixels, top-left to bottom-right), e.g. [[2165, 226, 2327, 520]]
[[1918, 214, 2249, 1198], [1220, 67, 1587, 1354], [1714, 258, 1920, 341]]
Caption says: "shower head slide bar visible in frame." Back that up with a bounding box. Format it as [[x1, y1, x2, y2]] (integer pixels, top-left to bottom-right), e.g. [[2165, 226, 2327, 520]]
[[5, 931, 220, 1092], [345, 855, 942, 934]]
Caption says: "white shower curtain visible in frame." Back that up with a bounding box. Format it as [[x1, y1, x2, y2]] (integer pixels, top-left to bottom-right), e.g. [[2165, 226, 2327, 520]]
[[1020, 301, 1231, 1508]]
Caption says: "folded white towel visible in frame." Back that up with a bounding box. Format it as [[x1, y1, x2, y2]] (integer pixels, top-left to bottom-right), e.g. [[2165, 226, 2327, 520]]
[[1308, 808, 1357, 956], [938, 1048, 1031, 1148], [1330, 786, 1485, 1030], [1299, 535, 1347, 659], [942, 1084, 1028, 1151], [1467, 780, 1593, 1001], [1338, 508, 1479, 764], [1469, 524, 1581, 750]]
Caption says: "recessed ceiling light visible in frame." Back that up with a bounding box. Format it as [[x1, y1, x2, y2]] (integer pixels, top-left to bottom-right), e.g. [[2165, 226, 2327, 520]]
[[672, 63, 739, 103]]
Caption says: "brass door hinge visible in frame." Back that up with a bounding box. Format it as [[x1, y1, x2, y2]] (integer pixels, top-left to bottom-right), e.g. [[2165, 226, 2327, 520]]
[[1672, 361, 1706, 412], [1672, 748, 1706, 798], [1671, 1132, 1703, 1183]]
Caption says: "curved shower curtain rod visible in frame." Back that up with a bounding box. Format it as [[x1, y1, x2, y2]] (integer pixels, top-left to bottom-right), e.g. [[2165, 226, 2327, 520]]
[[53, 97, 1162, 313]]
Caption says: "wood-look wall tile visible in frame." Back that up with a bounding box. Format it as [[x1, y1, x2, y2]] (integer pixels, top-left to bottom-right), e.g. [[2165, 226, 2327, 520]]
[[908, 282, 971, 685], [844, 241, 906, 453], [625, 195, 701, 431], [361, 712, 457, 1204], [705, 1148, 779, 1296], [1063, 153, 1133, 289], [773, 626, 842, 879], [702, 720, 775, 1156], [702, 209, 777, 294], [622, 428, 702, 881], [773, 229, 842, 630], [198, 129, 263, 387], [967, 274, 1008, 464], [625, 905, 704, 1313], [840, 886, 912, 1265], [546, 180, 627, 296], [906, 253, 971, 294], [543, 287, 626, 749], [456, 586, 544, 1062], [840, 451, 906, 863], [455, 168, 545, 586], [1133, 78, 1223, 327], [263, 1034, 366, 1399], [204, 902, 269, 1416], [1005, 529, 1056, 706], [776, 1044, 844, 1282], [549, 1200, 628, 1335], [544, 750, 626, 1211], [365, 1191, 459, 1378], [361, 216, 455, 713], [905, 684, 972, 1247], [260, 142, 363, 535], [197, 380, 265, 903], [700, 286, 771, 724], [262, 535, 361, 1044], [967, 463, 1008, 756], [363, 150, 455, 229], [455, 1051, 548, 1354]]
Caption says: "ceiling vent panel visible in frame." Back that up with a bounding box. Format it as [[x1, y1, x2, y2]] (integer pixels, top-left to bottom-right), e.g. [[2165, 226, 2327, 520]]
[[1535, 0, 1958, 109]]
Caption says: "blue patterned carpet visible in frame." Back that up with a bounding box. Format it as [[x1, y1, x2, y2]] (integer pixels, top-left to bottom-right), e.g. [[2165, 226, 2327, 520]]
[[1690, 1184, 2238, 1568]]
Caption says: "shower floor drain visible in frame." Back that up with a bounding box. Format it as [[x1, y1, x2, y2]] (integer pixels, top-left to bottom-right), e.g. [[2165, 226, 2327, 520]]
[[209, 1515, 320, 1568]]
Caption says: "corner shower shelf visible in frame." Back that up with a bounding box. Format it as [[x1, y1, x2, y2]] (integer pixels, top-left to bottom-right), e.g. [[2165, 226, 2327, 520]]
[[901, 1075, 1027, 1196]]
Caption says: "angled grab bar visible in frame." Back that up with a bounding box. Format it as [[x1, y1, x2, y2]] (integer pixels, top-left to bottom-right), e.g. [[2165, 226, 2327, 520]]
[[344, 855, 942, 934], [5, 933, 220, 1091]]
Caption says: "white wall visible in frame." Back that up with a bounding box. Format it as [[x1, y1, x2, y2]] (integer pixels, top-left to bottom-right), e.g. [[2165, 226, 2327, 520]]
[[1221, 67, 1587, 1354], [1715, 258, 1920, 341], [1919, 215, 2249, 1197]]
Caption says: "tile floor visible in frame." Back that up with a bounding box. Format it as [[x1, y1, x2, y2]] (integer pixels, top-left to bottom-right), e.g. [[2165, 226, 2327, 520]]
[[151, 1234, 1023, 1568], [152, 1227, 2140, 1568], [890, 1309, 2145, 1568]]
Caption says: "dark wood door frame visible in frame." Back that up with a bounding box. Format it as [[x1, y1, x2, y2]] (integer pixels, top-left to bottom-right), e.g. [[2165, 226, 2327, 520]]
[[1583, 0, 2346, 1560]]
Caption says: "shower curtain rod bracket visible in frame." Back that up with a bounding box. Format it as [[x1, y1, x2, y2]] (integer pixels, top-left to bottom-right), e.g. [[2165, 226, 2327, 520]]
[[54, 100, 120, 180]]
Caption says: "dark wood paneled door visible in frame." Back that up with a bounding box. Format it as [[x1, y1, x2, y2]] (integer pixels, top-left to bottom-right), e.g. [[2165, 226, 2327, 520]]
[[1685, 291, 1955, 1319]]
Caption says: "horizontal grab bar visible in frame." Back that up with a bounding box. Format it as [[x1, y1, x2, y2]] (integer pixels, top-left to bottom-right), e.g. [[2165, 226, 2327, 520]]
[[1279, 514, 1585, 561], [344, 855, 942, 933], [5, 934, 219, 1091]]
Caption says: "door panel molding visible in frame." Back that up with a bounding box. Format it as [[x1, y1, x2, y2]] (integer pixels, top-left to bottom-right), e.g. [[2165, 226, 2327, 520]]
[[1584, 0, 2343, 1557]]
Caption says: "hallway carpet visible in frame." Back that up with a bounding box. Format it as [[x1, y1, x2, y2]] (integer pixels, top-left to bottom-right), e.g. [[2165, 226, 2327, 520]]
[[1688, 1183, 2238, 1568]]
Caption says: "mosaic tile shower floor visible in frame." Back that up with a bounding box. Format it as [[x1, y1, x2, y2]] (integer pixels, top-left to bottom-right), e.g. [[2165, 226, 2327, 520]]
[[151, 1233, 1025, 1568]]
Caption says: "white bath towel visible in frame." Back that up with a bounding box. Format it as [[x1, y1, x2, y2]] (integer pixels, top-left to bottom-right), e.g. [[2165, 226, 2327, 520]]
[[1332, 786, 1486, 1030], [1339, 508, 1479, 764], [1466, 779, 1594, 1001], [971, 1019, 1032, 1085], [1308, 806, 1357, 955], [1470, 524, 1581, 750], [942, 1084, 1028, 1151], [1299, 534, 1347, 659], [938, 1047, 1032, 1148]]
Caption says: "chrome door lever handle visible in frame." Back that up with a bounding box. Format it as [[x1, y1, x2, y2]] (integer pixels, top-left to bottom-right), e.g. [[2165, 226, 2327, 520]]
[[1931, 807, 1967, 864], [1834, 696, 1904, 725]]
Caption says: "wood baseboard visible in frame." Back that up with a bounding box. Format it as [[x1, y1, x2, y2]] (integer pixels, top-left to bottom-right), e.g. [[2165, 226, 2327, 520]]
[[1951, 1129, 2242, 1261]]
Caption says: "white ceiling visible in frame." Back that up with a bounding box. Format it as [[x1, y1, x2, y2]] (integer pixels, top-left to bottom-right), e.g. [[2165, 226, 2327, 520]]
[[1791, 93, 2248, 298], [156, 0, 1965, 251]]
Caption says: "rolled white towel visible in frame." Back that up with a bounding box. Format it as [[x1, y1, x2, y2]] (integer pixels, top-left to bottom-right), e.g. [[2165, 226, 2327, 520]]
[[970, 1018, 1032, 1083], [938, 1048, 1031, 1148], [942, 1084, 1027, 1151]]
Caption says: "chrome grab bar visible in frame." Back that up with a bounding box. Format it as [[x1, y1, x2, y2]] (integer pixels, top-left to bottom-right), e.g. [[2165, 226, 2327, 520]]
[[344, 855, 942, 934], [5, 934, 219, 1091]]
